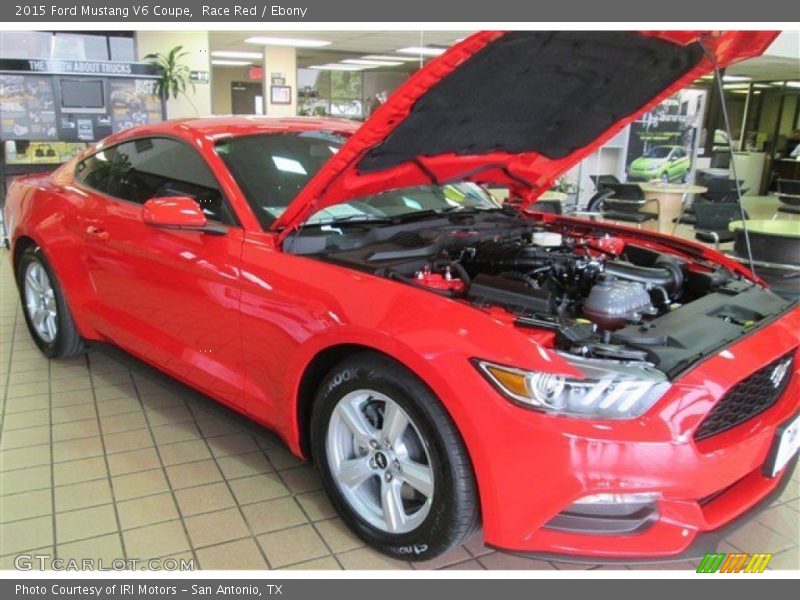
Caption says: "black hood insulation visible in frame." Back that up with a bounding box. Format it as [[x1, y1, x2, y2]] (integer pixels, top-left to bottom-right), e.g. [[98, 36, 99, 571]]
[[359, 31, 704, 173]]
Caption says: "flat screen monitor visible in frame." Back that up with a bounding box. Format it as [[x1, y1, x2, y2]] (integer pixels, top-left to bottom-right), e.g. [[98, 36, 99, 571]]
[[60, 79, 105, 112]]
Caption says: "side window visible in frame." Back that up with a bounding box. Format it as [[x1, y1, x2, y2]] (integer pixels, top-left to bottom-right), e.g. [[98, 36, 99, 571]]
[[104, 137, 230, 223], [75, 151, 113, 194]]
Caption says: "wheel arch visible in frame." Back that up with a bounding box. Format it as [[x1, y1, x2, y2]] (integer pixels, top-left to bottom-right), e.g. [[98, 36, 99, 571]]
[[293, 342, 474, 467], [295, 343, 396, 457], [10, 232, 100, 341], [11, 235, 38, 280]]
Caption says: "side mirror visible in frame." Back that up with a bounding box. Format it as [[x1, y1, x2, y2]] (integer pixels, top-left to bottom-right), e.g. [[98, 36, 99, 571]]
[[142, 196, 226, 234]]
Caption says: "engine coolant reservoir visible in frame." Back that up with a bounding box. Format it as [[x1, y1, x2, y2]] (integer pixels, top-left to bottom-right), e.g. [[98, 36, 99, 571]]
[[531, 231, 563, 247]]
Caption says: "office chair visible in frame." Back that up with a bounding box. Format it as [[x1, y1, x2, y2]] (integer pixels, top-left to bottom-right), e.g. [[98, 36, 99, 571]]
[[693, 202, 746, 249], [599, 183, 659, 228]]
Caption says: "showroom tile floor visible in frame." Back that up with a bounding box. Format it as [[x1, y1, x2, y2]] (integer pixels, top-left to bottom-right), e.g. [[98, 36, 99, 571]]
[[1, 197, 798, 571]]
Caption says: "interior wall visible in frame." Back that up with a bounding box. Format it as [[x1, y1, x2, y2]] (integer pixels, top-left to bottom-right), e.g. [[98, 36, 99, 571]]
[[263, 46, 296, 117], [135, 31, 211, 118], [211, 66, 255, 114]]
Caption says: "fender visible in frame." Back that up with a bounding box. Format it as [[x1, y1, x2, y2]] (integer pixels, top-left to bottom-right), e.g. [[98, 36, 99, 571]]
[[9, 180, 103, 341]]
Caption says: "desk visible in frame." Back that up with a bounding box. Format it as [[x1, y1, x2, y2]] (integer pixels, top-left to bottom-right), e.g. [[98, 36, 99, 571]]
[[639, 182, 707, 233]]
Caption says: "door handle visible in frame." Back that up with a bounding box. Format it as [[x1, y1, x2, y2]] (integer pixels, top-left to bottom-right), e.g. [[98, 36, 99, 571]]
[[86, 225, 110, 241]]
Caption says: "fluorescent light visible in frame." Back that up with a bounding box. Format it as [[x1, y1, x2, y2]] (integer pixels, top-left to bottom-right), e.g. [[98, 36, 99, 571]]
[[362, 54, 420, 62], [309, 64, 367, 71], [724, 83, 772, 90], [245, 36, 331, 48], [785, 81, 800, 88], [341, 59, 403, 67], [211, 50, 262, 60], [211, 60, 252, 66], [395, 46, 446, 57], [701, 74, 752, 83]]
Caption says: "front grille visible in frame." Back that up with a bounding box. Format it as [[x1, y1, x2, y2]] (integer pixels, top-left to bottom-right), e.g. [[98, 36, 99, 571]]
[[694, 350, 796, 441]]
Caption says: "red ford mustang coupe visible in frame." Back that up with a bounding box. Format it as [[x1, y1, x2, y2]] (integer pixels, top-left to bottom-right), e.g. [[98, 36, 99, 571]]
[[4, 31, 799, 562]]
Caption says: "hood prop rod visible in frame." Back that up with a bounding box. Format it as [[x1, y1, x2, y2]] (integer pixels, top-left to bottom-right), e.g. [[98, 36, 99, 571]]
[[701, 40, 756, 277]]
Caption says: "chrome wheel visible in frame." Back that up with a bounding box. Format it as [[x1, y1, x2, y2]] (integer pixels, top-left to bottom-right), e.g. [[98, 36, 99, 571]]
[[326, 389, 434, 534], [23, 261, 57, 343]]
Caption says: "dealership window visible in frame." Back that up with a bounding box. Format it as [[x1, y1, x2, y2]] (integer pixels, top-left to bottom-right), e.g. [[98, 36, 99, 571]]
[[77, 138, 230, 223], [298, 69, 364, 118]]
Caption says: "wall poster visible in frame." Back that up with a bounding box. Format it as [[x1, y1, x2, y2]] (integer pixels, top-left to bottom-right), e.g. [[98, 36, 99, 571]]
[[625, 89, 707, 184], [0, 74, 58, 140], [109, 78, 163, 133]]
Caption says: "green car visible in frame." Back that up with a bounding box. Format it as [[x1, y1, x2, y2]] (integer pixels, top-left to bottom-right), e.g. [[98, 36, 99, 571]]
[[627, 145, 691, 182]]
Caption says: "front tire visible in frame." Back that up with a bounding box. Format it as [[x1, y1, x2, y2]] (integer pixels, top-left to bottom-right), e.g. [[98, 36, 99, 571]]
[[310, 353, 479, 561], [16, 245, 85, 358]]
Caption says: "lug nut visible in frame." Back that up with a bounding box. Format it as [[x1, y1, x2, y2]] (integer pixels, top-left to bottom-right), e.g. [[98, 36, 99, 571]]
[[384, 473, 393, 482], [369, 439, 379, 449]]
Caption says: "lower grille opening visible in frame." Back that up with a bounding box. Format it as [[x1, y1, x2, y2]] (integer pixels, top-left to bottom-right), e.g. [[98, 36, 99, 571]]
[[694, 350, 796, 441], [543, 501, 659, 535]]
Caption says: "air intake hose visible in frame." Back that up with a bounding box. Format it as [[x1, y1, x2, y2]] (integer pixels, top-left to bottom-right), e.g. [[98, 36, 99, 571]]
[[604, 258, 683, 294]]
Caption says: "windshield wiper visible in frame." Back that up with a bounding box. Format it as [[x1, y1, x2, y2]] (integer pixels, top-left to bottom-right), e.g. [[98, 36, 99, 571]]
[[307, 215, 396, 227], [439, 206, 503, 215]]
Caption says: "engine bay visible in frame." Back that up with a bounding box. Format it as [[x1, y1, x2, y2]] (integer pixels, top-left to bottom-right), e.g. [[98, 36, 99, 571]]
[[286, 210, 793, 377]]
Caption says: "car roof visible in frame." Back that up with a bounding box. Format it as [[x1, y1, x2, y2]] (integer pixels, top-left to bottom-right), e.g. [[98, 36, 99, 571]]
[[101, 115, 361, 146]]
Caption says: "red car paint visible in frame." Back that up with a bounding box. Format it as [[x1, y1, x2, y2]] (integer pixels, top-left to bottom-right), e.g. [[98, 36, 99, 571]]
[[4, 31, 798, 559]]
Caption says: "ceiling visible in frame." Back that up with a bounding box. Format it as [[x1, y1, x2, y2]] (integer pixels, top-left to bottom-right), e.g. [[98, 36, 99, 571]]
[[208, 30, 798, 81], [727, 54, 800, 82], [209, 30, 475, 71]]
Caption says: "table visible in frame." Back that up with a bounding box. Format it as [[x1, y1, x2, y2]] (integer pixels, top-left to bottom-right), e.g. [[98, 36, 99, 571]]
[[638, 182, 707, 233], [538, 191, 568, 202]]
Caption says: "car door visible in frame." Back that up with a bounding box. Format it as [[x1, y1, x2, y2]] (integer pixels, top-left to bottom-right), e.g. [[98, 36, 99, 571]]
[[667, 148, 684, 180], [77, 137, 246, 406]]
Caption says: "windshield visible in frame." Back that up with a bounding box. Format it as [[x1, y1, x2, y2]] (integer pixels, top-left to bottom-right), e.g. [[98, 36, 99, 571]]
[[643, 146, 673, 159], [305, 183, 501, 225], [216, 132, 501, 229], [215, 132, 347, 228]]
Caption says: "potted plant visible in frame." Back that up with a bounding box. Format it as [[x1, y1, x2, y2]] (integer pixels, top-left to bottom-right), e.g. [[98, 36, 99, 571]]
[[145, 45, 197, 116]]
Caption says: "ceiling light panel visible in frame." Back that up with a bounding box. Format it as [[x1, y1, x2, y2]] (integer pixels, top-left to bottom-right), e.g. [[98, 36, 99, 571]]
[[246, 37, 331, 48]]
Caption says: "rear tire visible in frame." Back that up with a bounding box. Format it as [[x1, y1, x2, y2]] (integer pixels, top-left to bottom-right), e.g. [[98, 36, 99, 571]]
[[16, 245, 85, 359], [310, 352, 479, 561]]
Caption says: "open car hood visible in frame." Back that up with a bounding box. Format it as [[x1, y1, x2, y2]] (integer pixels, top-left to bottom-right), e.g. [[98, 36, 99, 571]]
[[272, 30, 777, 239]]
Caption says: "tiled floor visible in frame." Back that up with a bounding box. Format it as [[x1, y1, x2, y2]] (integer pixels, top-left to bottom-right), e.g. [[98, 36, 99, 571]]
[[1, 196, 798, 571]]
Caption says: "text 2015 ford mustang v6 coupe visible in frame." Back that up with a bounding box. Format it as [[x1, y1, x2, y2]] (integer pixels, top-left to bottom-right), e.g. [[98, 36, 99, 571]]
[[4, 31, 798, 562]]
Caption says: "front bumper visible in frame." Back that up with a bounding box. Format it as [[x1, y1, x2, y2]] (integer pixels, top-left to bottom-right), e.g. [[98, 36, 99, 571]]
[[497, 456, 798, 564], [467, 305, 800, 559]]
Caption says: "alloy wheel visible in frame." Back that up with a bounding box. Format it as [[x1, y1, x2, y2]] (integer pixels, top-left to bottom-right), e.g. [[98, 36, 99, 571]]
[[326, 389, 434, 534], [23, 261, 58, 343]]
